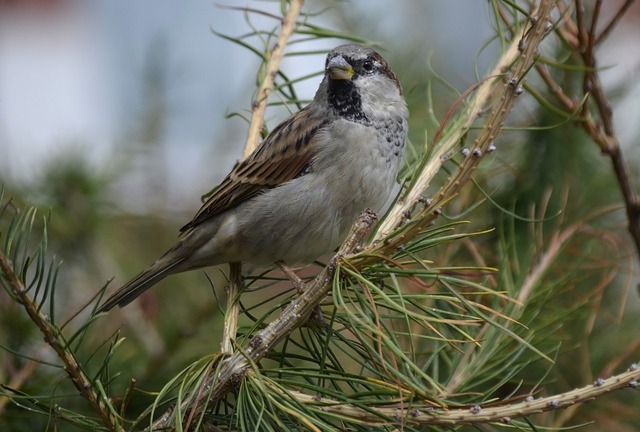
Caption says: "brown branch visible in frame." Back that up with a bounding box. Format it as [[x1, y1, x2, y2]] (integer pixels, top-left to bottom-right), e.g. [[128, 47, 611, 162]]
[[574, 0, 588, 51], [220, 262, 242, 354], [517, 224, 580, 304], [535, 63, 577, 110], [608, 146, 640, 257], [588, 0, 603, 44], [0, 251, 123, 431], [596, 0, 635, 45], [220, 0, 304, 361], [242, 0, 304, 158], [580, 23, 640, 257], [531, 2, 640, 259], [578, 2, 640, 257], [284, 363, 640, 426], [555, 1, 580, 48], [0, 349, 40, 413]]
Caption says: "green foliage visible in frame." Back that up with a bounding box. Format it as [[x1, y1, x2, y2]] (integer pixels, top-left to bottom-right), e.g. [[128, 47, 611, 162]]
[[2, 1, 640, 431]]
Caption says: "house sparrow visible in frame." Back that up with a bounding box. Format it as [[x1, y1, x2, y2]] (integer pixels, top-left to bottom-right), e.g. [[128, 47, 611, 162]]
[[98, 43, 408, 312]]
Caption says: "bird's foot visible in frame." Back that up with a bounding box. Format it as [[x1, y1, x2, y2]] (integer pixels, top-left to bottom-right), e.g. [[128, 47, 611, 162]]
[[276, 261, 329, 328]]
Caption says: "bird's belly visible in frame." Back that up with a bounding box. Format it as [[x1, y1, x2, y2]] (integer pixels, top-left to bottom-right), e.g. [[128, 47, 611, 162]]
[[193, 121, 403, 268], [233, 153, 398, 266]]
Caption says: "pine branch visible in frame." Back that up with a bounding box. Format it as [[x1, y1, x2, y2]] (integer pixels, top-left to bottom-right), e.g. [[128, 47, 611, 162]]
[[242, 0, 304, 158], [220, 0, 304, 356], [0, 250, 123, 431], [276, 363, 640, 426]]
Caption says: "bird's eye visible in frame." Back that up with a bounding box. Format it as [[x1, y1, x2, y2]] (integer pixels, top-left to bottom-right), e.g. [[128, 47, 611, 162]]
[[362, 60, 374, 72]]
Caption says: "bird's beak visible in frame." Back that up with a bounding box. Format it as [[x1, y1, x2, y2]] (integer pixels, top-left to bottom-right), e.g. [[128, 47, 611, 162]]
[[327, 55, 354, 80]]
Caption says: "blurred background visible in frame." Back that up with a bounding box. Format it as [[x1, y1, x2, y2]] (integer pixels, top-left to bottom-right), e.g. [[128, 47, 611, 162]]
[[2, 0, 639, 211], [0, 0, 505, 209], [2, 0, 640, 430]]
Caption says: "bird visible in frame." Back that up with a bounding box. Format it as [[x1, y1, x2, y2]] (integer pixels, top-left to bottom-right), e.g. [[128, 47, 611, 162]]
[[98, 43, 408, 312]]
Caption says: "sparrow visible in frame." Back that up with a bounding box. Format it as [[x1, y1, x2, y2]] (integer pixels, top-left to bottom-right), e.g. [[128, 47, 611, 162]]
[[98, 43, 408, 312]]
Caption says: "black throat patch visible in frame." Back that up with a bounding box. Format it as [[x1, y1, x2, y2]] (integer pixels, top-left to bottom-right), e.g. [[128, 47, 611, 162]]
[[327, 80, 370, 124]]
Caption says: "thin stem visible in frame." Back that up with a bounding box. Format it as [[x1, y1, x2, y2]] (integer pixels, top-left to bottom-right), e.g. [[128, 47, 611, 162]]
[[588, 0, 602, 44], [596, 0, 635, 45], [220, 0, 304, 361], [220, 262, 243, 354], [242, 0, 304, 158], [574, 0, 587, 51], [0, 349, 40, 413], [281, 364, 640, 426]]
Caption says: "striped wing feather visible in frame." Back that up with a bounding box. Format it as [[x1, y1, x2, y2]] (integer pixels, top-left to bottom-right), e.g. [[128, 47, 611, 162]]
[[181, 108, 327, 231]]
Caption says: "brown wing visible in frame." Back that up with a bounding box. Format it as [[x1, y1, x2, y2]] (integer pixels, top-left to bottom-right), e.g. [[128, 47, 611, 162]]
[[181, 107, 328, 231]]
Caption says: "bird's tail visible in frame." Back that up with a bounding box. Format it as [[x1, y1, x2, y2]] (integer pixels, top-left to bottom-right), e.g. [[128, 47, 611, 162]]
[[97, 254, 186, 313]]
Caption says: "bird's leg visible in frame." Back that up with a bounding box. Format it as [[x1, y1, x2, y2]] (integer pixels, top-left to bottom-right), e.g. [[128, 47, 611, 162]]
[[276, 261, 329, 327], [221, 262, 244, 354], [276, 260, 307, 294]]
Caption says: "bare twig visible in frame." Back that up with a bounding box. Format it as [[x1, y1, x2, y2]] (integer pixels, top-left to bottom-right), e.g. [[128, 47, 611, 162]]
[[242, 0, 304, 158], [278, 363, 640, 426], [0, 251, 123, 431], [276, 260, 307, 294], [596, 0, 635, 45], [0, 349, 40, 413], [574, 0, 588, 51], [588, 0, 602, 47], [221, 0, 304, 358], [220, 262, 242, 354], [518, 224, 581, 304], [535, 63, 576, 109]]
